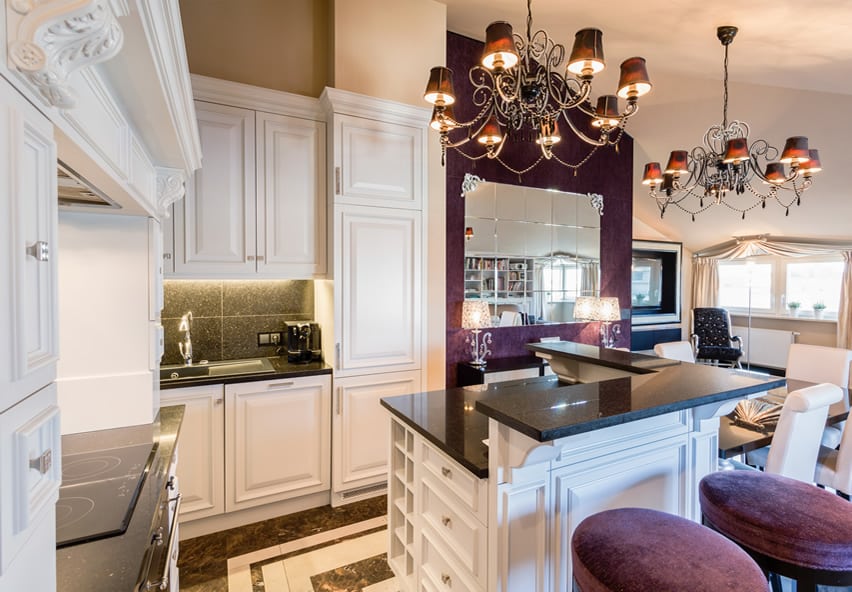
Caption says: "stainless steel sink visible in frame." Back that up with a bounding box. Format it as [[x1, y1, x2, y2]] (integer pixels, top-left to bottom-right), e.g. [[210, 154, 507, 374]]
[[160, 358, 276, 382]]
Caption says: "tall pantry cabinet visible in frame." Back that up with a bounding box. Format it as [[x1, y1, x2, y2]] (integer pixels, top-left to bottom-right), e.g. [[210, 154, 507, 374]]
[[0, 79, 62, 592], [321, 89, 430, 506]]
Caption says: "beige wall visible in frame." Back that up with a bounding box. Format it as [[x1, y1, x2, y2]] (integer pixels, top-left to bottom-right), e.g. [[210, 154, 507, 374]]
[[179, 0, 331, 97]]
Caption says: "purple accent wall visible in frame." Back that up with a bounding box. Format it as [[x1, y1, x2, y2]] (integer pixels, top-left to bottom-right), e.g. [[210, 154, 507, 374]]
[[444, 32, 634, 387]]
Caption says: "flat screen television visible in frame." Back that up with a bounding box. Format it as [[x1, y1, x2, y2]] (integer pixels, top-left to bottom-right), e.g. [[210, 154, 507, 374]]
[[631, 240, 682, 325]]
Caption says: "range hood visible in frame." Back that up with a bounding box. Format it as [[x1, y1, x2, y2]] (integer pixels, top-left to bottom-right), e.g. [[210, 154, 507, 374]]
[[58, 162, 121, 210]]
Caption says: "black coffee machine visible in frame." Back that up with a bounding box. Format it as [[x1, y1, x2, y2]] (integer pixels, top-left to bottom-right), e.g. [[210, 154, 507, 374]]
[[284, 322, 322, 363]]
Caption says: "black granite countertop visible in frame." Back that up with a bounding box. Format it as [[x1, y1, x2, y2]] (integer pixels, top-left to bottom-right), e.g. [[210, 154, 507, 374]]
[[159, 356, 331, 390], [381, 342, 786, 478], [56, 405, 184, 592]]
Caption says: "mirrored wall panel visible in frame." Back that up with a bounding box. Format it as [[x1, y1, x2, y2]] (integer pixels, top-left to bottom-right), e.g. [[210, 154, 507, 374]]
[[464, 181, 601, 326]]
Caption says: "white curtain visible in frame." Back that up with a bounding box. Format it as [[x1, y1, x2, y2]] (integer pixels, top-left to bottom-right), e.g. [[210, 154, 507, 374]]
[[839, 251, 852, 349], [580, 261, 599, 296], [692, 258, 719, 308]]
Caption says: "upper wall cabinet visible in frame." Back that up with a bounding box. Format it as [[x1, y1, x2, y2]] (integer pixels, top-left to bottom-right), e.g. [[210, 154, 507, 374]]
[[169, 77, 327, 279], [332, 115, 423, 210]]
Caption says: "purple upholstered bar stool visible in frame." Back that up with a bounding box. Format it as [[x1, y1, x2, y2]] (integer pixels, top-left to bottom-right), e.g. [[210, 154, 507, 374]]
[[571, 508, 768, 591], [700, 470, 852, 592]]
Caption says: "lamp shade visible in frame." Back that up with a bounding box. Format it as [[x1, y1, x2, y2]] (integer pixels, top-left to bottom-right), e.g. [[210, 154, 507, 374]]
[[567, 28, 605, 77], [665, 150, 689, 175], [477, 114, 503, 146], [536, 118, 561, 146], [642, 162, 663, 185], [616, 57, 651, 99], [430, 104, 457, 131], [424, 67, 456, 106], [596, 297, 621, 322], [799, 149, 822, 175], [591, 95, 620, 129], [574, 296, 597, 321], [722, 137, 750, 164], [780, 136, 810, 164], [764, 162, 787, 184], [482, 21, 519, 71], [461, 300, 491, 330]]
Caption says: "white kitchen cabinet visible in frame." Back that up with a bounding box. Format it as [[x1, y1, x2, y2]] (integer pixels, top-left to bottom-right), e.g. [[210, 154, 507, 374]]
[[331, 114, 424, 209], [160, 384, 225, 521], [335, 205, 423, 375], [161, 374, 331, 522], [174, 101, 256, 275], [170, 79, 327, 279], [0, 81, 58, 414], [225, 375, 331, 511], [332, 370, 420, 505]]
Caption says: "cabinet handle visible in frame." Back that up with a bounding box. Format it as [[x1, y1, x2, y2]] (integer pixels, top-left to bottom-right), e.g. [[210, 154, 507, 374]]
[[267, 381, 293, 389], [335, 166, 341, 194], [247, 255, 256, 261], [441, 466, 452, 479], [163, 253, 172, 260], [441, 515, 452, 528], [441, 573, 452, 586], [29, 449, 52, 474], [166, 476, 176, 491], [335, 343, 341, 370], [215, 398, 223, 405], [256, 255, 265, 261], [336, 387, 342, 415], [27, 240, 49, 262]]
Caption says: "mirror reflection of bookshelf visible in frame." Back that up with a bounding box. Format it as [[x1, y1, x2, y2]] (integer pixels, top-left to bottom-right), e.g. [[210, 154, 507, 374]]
[[464, 256, 533, 303]]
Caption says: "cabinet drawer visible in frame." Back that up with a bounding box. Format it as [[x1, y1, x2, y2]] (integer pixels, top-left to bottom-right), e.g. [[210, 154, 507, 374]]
[[421, 439, 487, 522], [420, 527, 482, 592], [421, 472, 487, 585]]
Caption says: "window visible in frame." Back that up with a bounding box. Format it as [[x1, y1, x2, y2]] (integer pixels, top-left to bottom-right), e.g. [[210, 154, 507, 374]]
[[718, 255, 843, 318]]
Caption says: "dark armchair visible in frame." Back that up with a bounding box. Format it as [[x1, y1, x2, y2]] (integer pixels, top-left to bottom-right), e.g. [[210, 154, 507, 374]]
[[690, 307, 743, 368]]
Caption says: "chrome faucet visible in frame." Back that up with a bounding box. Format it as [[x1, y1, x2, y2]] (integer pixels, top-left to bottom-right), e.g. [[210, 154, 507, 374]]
[[178, 311, 193, 366]]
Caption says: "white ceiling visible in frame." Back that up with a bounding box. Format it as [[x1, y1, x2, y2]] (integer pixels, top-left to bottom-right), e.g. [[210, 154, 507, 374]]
[[438, 0, 852, 251], [438, 0, 852, 95]]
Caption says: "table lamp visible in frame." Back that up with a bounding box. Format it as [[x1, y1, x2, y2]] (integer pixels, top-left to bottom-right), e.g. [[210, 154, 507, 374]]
[[461, 300, 493, 366], [595, 296, 621, 348], [574, 296, 598, 321]]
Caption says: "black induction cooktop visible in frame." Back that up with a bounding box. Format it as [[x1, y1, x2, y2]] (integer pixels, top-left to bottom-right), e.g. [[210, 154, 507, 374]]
[[56, 442, 156, 548]]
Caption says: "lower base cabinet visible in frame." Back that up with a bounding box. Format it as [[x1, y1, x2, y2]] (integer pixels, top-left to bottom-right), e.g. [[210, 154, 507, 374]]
[[331, 370, 420, 505], [161, 374, 331, 522]]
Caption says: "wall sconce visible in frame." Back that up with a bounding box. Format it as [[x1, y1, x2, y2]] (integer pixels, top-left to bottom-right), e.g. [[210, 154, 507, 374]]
[[465, 226, 474, 241], [461, 300, 493, 366]]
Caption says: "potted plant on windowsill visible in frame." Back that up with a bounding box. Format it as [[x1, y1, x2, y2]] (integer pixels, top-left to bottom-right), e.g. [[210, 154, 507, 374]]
[[788, 301, 801, 317], [813, 301, 827, 319]]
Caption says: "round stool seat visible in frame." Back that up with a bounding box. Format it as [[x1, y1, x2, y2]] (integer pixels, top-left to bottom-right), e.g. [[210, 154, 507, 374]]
[[571, 507, 768, 592], [700, 470, 852, 588]]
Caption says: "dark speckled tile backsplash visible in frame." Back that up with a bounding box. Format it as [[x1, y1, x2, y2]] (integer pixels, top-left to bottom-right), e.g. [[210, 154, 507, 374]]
[[162, 280, 314, 364]]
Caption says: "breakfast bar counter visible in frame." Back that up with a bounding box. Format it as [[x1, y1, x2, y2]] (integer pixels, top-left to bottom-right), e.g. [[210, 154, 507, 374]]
[[380, 342, 785, 592]]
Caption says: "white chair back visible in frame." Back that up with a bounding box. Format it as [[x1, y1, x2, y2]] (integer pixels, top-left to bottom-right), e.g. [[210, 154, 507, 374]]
[[765, 383, 843, 482], [785, 344, 852, 387], [653, 341, 695, 363], [833, 422, 852, 494]]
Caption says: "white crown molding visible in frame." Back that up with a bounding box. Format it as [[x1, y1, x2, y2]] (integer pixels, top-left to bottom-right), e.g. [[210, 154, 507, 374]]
[[191, 74, 324, 121], [320, 87, 431, 127], [7, 0, 126, 108], [155, 167, 185, 218]]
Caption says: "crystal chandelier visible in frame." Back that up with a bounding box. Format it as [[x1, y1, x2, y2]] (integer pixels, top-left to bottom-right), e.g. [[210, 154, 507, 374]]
[[422, 0, 652, 176], [642, 26, 822, 221]]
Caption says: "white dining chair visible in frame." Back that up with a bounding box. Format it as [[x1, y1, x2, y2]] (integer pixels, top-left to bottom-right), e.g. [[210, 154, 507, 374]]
[[745, 383, 843, 483], [814, 416, 852, 499], [653, 340, 696, 363], [785, 343, 852, 448]]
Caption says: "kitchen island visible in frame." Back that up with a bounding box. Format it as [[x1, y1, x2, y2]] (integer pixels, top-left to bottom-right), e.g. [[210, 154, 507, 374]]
[[380, 343, 786, 592]]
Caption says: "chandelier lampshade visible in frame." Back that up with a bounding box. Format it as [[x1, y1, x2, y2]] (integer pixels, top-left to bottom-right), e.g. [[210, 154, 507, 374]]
[[423, 0, 651, 175], [643, 26, 821, 220]]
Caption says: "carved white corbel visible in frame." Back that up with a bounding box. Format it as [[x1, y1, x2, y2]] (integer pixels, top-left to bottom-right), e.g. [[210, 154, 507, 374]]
[[155, 168, 186, 218], [461, 173, 485, 197], [7, 0, 126, 109], [588, 192, 604, 216]]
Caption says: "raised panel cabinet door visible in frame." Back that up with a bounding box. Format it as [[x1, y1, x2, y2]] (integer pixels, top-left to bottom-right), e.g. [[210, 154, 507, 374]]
[[225, 375, 331, 512], [337, 206, 422, 373], [160, 385, 225, 521], [332, 370, 421, 497], [334, 115, 423, 209], [174, 101, 255, 275], [0, 82, 58, 412], [257, 112, 326, 277]]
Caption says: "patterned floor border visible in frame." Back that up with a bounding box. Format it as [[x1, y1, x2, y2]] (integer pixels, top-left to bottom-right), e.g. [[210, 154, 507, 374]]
[[226, 515, 396, 592]]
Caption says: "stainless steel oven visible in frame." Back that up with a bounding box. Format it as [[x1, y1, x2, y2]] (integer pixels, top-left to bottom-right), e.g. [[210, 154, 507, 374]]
[[136, 473, 181, 591]]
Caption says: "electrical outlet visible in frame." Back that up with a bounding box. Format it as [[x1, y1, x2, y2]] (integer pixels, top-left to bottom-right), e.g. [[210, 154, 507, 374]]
[[270, 332, 281, 345], [257, 332, 271, 346]]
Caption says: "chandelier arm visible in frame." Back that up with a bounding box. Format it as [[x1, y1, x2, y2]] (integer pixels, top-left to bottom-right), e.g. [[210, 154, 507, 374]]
[[558, 111, 608, 147]]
